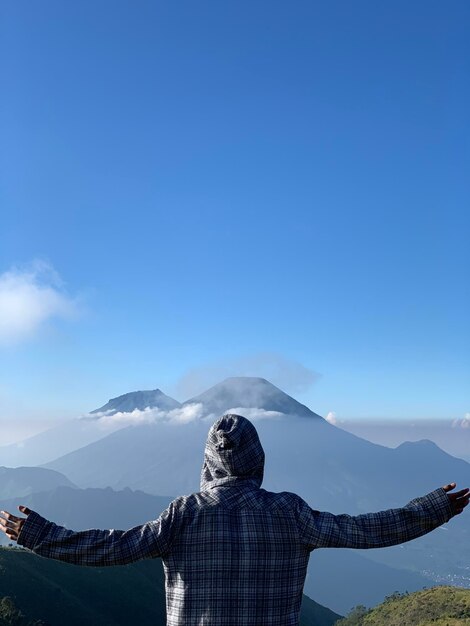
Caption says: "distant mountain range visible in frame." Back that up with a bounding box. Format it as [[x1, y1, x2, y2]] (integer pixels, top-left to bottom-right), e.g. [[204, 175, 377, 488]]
[[0, 466, 76, 500], [0, 377, 319, 468], [0, 485, 171, 547], [1, 376, 469, 615], [339, 418, 470, 464], [42, 379, 470, 514]]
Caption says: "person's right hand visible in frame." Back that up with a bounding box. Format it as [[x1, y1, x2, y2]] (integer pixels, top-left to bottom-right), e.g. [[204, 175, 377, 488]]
[[0, 505, 31, 542], [442, 483, 470, 515]]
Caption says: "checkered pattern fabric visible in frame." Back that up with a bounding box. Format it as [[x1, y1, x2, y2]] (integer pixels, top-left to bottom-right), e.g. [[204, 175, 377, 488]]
[[17, 414, 454, 626]]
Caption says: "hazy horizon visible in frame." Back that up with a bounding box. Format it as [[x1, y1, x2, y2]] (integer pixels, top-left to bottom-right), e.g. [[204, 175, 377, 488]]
[[1, 378, 468, 463]]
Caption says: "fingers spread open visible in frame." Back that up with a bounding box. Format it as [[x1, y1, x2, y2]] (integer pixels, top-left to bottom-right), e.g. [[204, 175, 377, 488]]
[[3, 519, 18, 530], [450, 488, 470, 499], [0, 519, 18, 538], [450, 492, 469, 516], [0, 511, 21, 523]]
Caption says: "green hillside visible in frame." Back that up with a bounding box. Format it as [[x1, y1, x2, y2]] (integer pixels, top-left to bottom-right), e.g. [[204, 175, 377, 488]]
[[0, 547, 340, 625], [335, 586, 470, 626]]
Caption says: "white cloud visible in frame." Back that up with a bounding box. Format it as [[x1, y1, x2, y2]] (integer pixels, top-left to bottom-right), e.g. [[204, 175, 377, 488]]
[[174, 352, 320, 399], [226, 407, 286, 421], [325, 411, 338, 425], [93, 404, 288, 428], [451, 414, 470, 429], [95, 403, 213, 428], [168, 403, 211, 424], [0, 260, 79, 345]]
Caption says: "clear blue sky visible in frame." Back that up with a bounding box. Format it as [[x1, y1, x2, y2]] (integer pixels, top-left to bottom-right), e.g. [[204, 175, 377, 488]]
[[1, 1, 469, 427]]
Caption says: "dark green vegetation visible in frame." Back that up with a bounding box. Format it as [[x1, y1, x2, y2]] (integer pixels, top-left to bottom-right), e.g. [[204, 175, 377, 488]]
[[335, 586, 470, 625], [0, 596, 46, 625], [0, 547, 340, 626]]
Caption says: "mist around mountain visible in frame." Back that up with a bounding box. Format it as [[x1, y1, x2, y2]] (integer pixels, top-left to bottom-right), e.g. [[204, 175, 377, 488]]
[[0, 390, 181, 468], [0, 548, 341, 626], [0, 415, 126, 468], [334, 586, 470, 625]]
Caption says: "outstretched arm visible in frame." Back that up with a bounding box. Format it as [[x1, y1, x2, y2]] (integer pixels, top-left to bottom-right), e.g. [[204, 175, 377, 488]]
[[0, 503, 178, 567], [297, 483, 469, 550]]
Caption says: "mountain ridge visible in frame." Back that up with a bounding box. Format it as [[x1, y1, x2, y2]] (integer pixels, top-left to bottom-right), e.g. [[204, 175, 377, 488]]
[[90, 389, 181, 415], [184, 376, 322, 419]]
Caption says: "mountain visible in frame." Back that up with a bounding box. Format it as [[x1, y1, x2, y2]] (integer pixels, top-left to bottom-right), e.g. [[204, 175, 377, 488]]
[[338, 418, 470, 464], [90, 389, 181, 414], [8, 377, 470, 613], [0, 547, 341, 626], [0, 467, 76, 500], [0, 377, 315, 469], [0, 389, 180, 468], [43, 411, 470, 515], [43, 420, 207, 496], [184, 376, 322, 418], [0, 418, 125, 468], [0, 485, 172, 547], [335, 586, 470, 625]]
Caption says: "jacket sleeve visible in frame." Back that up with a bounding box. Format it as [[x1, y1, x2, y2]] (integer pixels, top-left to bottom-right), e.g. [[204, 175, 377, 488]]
[[16, 501, 179, 566], [297, 487, 454, 550]]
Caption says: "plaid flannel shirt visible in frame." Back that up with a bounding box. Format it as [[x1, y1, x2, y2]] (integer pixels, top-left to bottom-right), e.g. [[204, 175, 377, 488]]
[[17, 415, 454, 626]]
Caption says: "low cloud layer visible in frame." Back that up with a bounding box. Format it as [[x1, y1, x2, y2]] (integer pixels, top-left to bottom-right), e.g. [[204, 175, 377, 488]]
[[452, 414, 470, 429], [325, 411, 339, 425], [226, 408, 286, 421], [0, 260, 79, 345], [93, 404, 288, 429], [174, 353, 320, 399], [95, 403, 215, 428]]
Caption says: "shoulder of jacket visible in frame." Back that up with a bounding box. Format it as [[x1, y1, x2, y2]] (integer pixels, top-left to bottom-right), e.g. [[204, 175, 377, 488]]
[[258, 489, 305, 512], [169, 491, 218, 512]]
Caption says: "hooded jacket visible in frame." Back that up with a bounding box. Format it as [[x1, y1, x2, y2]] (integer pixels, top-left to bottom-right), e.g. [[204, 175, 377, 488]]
[[17, 414, 454, 626]]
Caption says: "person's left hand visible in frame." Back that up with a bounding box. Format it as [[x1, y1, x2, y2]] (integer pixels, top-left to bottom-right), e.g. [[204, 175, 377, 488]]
[[0, 506, 31, 542], [442, 483, 470, 515]]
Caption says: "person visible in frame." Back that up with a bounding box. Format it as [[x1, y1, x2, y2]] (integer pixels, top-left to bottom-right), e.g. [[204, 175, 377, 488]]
[[1, 414, 469, 626]]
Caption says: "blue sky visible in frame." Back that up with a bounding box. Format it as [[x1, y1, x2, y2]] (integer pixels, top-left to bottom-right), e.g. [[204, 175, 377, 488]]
[[1, 1, 469, 431]]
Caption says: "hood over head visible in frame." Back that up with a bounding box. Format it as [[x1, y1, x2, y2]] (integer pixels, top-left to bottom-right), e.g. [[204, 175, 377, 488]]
[[200, 414, 265, 491]]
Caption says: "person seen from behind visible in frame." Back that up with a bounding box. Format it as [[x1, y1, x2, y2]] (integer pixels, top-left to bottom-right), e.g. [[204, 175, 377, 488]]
[[1, 414, 469, 626]]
